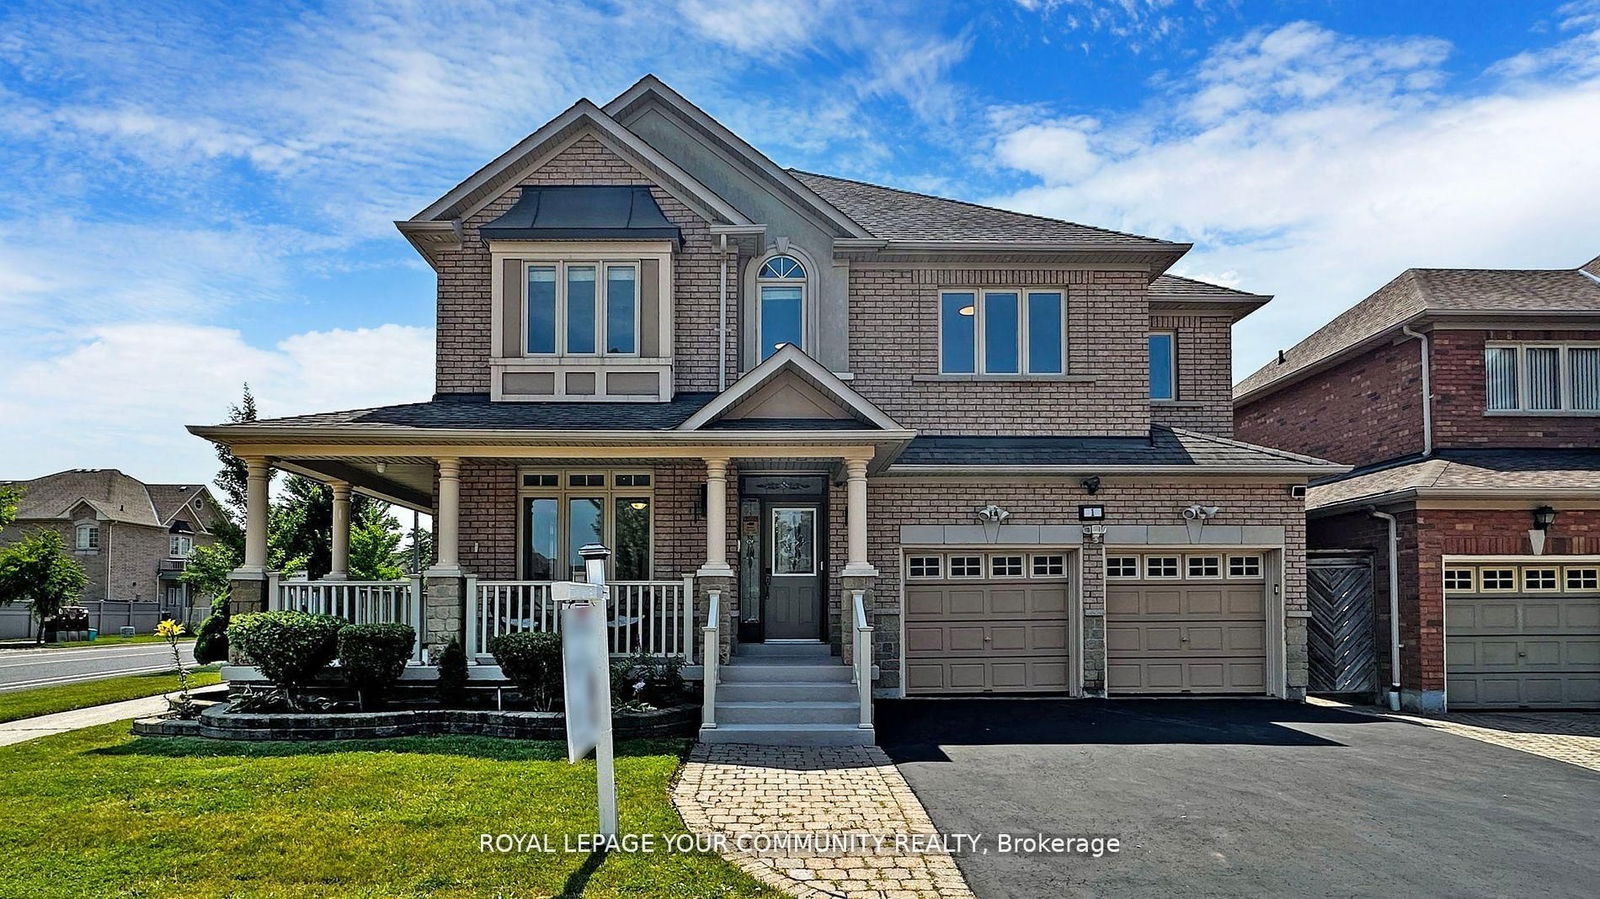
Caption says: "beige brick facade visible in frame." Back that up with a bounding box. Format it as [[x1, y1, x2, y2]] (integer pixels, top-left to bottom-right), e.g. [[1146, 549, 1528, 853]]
[[435, 134, 738, 395]]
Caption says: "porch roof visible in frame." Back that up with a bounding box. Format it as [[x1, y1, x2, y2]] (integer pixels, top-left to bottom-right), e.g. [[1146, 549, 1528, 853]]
[[888, 427, 1345, 477], [1307, 448, 1600, 514]]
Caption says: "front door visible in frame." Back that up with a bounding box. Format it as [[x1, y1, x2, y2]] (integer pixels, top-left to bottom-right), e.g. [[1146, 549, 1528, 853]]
[[763, 503, 823, 639]]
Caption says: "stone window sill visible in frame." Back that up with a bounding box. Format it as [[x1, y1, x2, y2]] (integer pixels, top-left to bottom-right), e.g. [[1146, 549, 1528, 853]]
[[911, 374, 1098, 384], [1152, 400, 1208, 408], [1483, 409, 1600, 417]]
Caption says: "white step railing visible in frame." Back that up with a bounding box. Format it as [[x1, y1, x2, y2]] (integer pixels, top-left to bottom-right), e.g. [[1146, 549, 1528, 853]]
[[269, 574, 423, 661], [851, 588, 873, 730], [702, 590, 720, 731], [468, 577, 694, 662]]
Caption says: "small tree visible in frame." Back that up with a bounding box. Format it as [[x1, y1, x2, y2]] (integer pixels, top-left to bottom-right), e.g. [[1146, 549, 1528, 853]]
[[0, 484, 21, 529], [178, 542, 239, 600], [0, 530, 88, 643], [349, 503, 404, 581]]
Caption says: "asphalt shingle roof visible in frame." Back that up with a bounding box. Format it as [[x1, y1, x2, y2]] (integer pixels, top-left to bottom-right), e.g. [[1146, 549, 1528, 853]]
[[788, 170, 1184, 249], [896, 427, 1337, 470], [1149, 274, 1271, 306], [3, 470, 196, 527], [1236, 265, 1600, 400], [232, 393, 720, 431], [1307, 449, 1600, 511]]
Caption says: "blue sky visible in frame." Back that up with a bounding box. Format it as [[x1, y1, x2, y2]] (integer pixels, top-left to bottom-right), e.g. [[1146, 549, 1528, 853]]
[[2, 0, 1598, 485]]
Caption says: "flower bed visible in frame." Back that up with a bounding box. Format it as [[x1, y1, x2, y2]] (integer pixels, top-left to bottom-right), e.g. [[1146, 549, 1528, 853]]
[[133, 701, 699, 741]]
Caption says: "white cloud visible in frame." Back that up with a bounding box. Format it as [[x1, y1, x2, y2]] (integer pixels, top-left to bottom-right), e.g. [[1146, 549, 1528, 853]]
[[0, 323, 435, 483], [984, 18, 1600, 379]]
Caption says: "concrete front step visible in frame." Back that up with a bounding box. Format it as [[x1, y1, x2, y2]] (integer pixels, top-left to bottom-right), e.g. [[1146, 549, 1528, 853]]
[[699, 723, 876, 746], [735, 642, 832, 659], [717, 681, 859, 703], [720, 663, 853, 683], [715, 700, 859, 726]]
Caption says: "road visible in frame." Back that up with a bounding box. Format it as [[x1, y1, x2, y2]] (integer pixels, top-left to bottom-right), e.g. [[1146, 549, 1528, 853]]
[[0, 643, 197, 693]]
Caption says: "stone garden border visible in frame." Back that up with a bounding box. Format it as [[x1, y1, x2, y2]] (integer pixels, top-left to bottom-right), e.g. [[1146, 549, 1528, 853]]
[[133, 702, 698, 741]]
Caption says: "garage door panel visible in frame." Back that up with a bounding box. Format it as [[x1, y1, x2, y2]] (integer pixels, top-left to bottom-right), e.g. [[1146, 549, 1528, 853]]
[[905, 571, 1072, 695], [1106, 579, 1269, 695], [1446, 567, 1600, 708]]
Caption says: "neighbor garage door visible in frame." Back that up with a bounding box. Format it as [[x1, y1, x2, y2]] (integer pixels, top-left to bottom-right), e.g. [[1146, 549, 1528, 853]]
[[1106, 552, 1269, 694], [903, 550, 1072, 695], [1444, 562, 1600, 709]]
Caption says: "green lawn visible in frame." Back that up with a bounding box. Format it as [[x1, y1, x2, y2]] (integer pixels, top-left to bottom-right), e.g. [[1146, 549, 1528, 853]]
[[0, 667, 222, 724], [0, 725, 776, 899], [47, 634, 198, 649]]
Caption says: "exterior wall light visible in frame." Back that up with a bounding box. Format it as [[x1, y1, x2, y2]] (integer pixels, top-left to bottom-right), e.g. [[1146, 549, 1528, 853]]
[[1528, 505, 1557, 556]]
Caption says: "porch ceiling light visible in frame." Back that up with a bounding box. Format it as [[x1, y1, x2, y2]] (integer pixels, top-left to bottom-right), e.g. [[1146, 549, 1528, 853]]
[[1532, 505, 1557, 531], [958, 305, 974, 316], [628, 501, 648, 511]]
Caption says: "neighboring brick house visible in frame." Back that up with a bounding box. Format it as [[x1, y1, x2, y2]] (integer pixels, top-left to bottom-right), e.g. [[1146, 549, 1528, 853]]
[[192, 76, 1340, 744], [0, 470, 226, 633], [1235, 259, 1600, 713]]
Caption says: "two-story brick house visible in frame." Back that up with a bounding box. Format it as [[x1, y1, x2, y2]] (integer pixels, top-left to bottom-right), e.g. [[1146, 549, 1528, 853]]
[[192, 77, 1340, 744], [0, 469, 226, 636], [1235, 258, 1600, 712]]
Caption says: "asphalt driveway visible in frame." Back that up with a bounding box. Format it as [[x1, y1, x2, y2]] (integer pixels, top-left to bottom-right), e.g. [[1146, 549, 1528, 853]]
[[877, 699, 1600, 899]]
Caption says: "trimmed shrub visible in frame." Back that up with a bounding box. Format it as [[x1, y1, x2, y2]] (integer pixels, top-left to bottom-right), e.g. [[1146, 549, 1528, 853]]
[[227, 611, 344, 703], [612, 651, 686, 708], [337, 623, 416, 709], [435, 636, 468, 707], [192, 594, 231, 664], [489, 631, 563, 711]]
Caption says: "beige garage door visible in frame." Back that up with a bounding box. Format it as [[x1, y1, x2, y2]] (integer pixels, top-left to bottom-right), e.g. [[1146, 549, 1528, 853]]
[[1445, 563, 1600, 709], [1106, 552, 1269, 694], [903, 551, 1072, 695]]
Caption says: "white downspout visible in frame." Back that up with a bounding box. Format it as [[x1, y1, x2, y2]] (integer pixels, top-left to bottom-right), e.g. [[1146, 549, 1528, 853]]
[[1368, 507, 1402, 711], [718, 233, 729, 392], [1401, 325, 1432, 456]]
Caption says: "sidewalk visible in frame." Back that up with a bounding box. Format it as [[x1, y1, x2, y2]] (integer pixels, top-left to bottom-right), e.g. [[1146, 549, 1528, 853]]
[[0, 693, 175, 748]]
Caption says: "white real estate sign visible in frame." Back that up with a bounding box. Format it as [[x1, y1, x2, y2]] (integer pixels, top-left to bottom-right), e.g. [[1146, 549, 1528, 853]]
[[553, 579, 618, 836]]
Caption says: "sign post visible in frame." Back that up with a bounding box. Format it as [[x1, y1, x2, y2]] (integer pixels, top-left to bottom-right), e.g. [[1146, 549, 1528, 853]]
[[552, 543, 617, 837]]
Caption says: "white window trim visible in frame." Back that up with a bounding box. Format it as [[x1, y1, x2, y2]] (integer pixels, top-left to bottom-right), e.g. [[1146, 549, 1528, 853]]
[[1145, 555, 1182, 579], [1521, 567, 1561, 592], [169, 535, 194, 558], [516, 468, 655, 581], [74, 523, 100, 552], [906, 555, 943, 580], [1443, 567, 1476, 593], [1107, 555, 1140, 579], [747, 247, 819, 369], [1228, 554, 1263, 580], [523, 260, 642, 359], [1565, 566, 1600, 591], [1031, 553, 1067, 578], [937, 287, 1067, 376], [1484, 341, 1600, 415], [1149, 330, 1178, 402], [947, 554, 984, 578], [1478, 567, 1518, 592], [989, 554, 1026, 578], [1186, 554, 1223, 580]]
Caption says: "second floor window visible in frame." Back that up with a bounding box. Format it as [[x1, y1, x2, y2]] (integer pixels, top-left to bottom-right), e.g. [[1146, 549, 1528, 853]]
[[939, 289, 1065, 375], [169, 535, 194, 558], [526, 261, 639, 356], [758, 255, 806, 360], [75, 524, 99, 551], [1149, 332, 1177, 400], [1485, 343, 1600, 412]]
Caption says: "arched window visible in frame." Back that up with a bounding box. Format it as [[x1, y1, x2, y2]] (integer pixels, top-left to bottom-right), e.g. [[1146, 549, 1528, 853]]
[[757, 254, 806, 361]]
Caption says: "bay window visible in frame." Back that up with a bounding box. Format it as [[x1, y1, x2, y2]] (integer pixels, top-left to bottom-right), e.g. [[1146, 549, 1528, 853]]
[[939, 288, 1065, 374], [525, 261, 640, 357], [519, 470, 653, 580], [1485, 343, 1600, 413]]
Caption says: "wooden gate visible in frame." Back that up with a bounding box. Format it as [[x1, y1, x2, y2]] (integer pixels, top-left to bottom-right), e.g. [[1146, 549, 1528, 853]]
[[1308, 553, 1377, 694]]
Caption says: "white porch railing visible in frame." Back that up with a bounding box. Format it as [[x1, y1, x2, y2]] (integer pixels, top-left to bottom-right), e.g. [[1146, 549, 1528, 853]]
[[269, 574, 424, 661], [468, 577, 695, 661], [850, 588, 873, 730], [701, 590, 720, 731]]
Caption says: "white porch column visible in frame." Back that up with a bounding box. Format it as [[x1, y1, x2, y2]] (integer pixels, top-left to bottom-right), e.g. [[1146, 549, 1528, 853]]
[[842, 456, 878, 577], [327, 481, 352, 580], [697, 457, 734, 577], [242, 456, 270, 572], [434, 458, 461, 571]]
